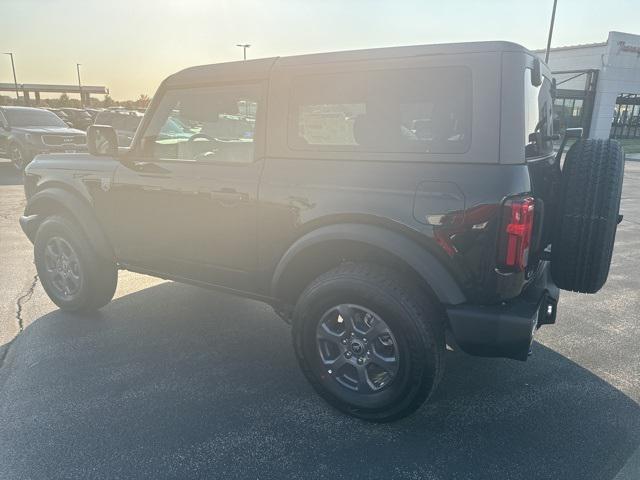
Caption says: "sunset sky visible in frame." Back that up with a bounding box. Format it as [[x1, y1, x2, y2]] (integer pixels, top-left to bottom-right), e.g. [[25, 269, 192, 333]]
[[2, 0, 638, 100]]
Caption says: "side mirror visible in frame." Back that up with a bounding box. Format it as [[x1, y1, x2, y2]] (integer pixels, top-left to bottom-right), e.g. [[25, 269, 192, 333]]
[[87, 125, 118, 156], [531, 58, 543, 87]]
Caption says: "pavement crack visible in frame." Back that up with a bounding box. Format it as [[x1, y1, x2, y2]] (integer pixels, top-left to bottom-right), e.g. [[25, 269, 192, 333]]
[[15, 274, 39, 332]]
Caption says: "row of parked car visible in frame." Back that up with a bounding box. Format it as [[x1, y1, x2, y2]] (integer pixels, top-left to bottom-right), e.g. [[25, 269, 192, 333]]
[[46, 107, 95, 130], [0, 105, 143, 169], [47, 107, 144, 142]]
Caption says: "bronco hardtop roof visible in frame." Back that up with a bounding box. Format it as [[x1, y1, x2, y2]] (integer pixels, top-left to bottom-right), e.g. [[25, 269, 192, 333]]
[[164, 41, 532, 87]]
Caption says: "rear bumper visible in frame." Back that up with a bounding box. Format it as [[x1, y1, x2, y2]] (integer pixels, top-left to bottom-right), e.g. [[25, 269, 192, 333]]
[[446, 262, 559, 361]]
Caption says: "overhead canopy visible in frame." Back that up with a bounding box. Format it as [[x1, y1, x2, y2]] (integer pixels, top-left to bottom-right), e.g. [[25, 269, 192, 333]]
[[0, 83, 108, 94]]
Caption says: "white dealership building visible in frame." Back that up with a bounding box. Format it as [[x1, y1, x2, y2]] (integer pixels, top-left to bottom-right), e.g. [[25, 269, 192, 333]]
[[536, 31, 640, 139]]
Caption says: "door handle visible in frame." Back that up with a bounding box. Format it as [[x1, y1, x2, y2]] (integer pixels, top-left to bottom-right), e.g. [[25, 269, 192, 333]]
[[141, 185, 163, 192], [131, 161, 170, 174], [208, 189, 246, 206]]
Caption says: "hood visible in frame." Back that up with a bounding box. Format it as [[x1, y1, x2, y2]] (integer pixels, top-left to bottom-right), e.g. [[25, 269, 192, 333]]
[[27, 153, 119, 174], [12, 126, 86, 135]]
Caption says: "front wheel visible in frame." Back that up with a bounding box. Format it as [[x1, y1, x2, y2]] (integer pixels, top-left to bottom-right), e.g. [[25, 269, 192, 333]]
[[292, 263, 445, 422], [34, 215, 118, 312], [9, 142, 30, 171]]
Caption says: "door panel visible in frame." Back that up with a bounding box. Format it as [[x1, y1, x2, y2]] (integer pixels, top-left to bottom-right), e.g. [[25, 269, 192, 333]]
[[107, 159, 262, 291], [99, 82, 265, 292]]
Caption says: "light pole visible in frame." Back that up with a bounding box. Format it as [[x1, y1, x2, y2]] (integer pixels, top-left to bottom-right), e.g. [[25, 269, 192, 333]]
[[545, 0, 558, 63], [76, 63, 84, 107], [3, 52, 20, 103], [236, 44, 251, 61]]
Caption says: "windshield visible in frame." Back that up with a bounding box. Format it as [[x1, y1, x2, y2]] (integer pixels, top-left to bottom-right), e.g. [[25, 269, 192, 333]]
[[5, 108, 67, 128], [524, 69, 554, 158]]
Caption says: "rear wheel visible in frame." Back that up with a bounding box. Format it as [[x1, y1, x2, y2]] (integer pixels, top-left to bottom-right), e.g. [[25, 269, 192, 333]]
[[34, 215, 117, 312], [552, 139, 625, 293], [292, 263, 445, 422]]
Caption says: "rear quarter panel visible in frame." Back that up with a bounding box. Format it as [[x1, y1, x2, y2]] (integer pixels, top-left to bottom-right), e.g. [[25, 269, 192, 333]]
[[260, 50, 535, 303], [259, 159, 532, 303]]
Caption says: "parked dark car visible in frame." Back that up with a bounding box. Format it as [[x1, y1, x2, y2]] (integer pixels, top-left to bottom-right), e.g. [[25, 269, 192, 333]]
[[19, 42, 625, 421], [0, 106, 87, 170], [46, 108, 74, 127], [94, 110, 143, 147], [59, 108, 93, 130], [84, 108, 103, 121]]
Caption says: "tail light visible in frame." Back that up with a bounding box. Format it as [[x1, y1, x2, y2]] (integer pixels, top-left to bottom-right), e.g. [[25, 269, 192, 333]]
[[497, 196, 535, 271]]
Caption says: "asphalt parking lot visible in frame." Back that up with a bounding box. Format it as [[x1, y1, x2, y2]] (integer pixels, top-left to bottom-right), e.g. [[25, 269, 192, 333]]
[[0, 159, 639, 479]]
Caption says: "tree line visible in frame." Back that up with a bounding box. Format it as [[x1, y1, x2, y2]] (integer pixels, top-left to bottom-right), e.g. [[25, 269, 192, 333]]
[[0, 93, 151, 109]]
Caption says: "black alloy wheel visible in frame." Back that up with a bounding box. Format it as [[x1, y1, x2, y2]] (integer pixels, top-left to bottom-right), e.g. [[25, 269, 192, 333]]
[[42, 236, 84, 301], [315, 304, 400, 393], [34, 215, 118, 312], [293, 263, 445, 422]]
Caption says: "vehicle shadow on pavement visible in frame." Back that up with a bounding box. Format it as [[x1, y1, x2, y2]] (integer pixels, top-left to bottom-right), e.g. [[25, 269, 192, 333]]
[[0, 162, 22, 186], [0, 281, 638, 480]]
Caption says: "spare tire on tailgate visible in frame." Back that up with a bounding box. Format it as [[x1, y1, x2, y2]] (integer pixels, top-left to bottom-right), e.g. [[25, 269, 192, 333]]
[[552, 139, 625, 293]]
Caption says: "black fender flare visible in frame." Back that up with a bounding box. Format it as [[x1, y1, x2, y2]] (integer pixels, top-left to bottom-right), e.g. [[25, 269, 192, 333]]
[[21, 187, 115, 261], [270, 223, 466, 305]]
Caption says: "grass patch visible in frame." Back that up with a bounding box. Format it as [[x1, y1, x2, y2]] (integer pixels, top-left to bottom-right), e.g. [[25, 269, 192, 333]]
[[554, 138, 640, 155], [618, 139, 640, 154]]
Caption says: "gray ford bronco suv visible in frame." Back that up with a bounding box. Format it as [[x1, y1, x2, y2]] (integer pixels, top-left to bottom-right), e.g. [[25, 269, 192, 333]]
[[20, 42, 625, 421]]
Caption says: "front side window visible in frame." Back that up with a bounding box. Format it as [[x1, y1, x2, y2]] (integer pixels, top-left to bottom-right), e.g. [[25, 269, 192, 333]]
[[289, 66, 472, 155], [141, 84, 260, 163], [524, 69, 554, 158]]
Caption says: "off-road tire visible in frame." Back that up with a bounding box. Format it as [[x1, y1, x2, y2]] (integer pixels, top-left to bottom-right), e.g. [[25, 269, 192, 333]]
[[552, 139, 625, 293], [292, 262, 445, 422], [34, 215, 118, 312]]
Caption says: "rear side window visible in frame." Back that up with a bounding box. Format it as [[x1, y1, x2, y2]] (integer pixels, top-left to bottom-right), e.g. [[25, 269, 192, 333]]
[[288, 66, 472, 154]]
